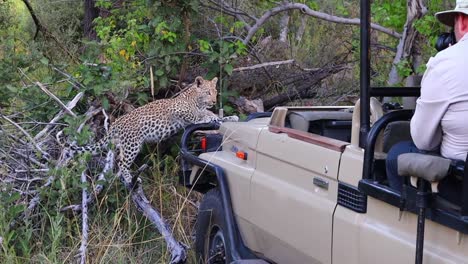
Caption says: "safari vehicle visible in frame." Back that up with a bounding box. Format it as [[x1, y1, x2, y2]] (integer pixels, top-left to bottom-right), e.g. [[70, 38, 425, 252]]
[[179, 1, 468, 263]]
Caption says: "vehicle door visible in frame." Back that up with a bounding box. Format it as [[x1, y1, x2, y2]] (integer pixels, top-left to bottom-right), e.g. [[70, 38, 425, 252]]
[[248, 125, 347, 264]]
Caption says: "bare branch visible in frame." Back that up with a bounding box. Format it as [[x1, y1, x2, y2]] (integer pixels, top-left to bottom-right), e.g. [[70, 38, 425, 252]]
[[1, 115, 50, 160], [243, 2, 402, 45], [131, 182, 187, 263], [60, 150, 114, 213], [233, 59, 295, 72], [35, 82, 77, 117], [51, 66, 87, 90], [78, 170, 89, 264], [35, 92, 84, 141], [203, 0, 255, 30], [14, 169, 49, 174]]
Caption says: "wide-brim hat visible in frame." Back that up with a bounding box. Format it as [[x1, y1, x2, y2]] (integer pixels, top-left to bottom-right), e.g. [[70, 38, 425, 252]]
[[435, 0, 468, 27]]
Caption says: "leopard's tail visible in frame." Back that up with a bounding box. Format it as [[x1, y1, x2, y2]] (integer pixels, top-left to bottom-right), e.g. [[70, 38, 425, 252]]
[[56, 131, 111, 155]]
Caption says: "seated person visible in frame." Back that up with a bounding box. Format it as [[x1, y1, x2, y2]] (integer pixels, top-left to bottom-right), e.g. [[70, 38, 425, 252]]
[[386, 4, 468, 204]]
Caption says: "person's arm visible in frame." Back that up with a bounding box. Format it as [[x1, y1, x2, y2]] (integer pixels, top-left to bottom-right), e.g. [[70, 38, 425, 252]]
[[410, 57, 452, 151]]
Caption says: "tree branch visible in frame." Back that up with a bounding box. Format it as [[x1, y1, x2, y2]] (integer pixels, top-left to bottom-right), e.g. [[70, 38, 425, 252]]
[[1, 114, 50, 160], [34, 92, 84, 141], [78, 170, 89, 264], [35, 82, 77, 117], [243, 2, 402, 45], [131, 183, 187, 264], [233, 59, 295, 72]]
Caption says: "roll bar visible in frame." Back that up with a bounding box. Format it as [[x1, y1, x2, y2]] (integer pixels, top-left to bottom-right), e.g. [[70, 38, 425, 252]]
[[359, 0, 371, 148]]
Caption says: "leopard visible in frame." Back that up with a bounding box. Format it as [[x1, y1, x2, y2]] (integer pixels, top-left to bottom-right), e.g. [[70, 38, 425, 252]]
[[58, 76, 238, 188]]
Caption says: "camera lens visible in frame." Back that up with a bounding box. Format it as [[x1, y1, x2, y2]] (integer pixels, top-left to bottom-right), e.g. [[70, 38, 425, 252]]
[[435, 32, 456, 51]]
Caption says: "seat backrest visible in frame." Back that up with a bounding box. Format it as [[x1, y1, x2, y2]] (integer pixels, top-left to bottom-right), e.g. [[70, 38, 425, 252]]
[[383, 121, 411, 153], [288, 111, 352, 132]]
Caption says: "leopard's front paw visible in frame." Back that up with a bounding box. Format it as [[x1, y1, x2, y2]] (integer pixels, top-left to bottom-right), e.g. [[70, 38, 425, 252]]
[[222, 115, 239, 122]]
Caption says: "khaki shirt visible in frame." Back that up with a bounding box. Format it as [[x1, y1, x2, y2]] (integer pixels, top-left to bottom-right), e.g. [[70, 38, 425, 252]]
[[411, 33, 468, 161]]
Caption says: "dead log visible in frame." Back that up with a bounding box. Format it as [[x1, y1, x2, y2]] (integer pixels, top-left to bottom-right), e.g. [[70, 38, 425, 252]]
[[229, 96, 264, 114], [263, 64, 349, 109]]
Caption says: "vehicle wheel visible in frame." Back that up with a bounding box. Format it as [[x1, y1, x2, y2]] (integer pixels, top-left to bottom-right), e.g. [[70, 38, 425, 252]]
[[195, 188, 231, 264]]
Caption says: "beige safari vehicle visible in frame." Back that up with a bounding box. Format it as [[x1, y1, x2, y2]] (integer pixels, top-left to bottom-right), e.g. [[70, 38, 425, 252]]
[[179, 2, 468, 264]]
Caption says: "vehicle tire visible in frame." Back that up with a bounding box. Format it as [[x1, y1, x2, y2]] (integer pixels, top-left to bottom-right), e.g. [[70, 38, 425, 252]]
[[195, 188, 231, 264]]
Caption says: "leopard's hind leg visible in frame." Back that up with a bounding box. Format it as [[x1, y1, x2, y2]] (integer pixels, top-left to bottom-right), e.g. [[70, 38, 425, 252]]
[[116, 139, 143, 189]]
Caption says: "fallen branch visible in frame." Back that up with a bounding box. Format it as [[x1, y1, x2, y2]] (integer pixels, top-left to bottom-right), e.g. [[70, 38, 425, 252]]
[[60, 150, 114, 213], [15, 174, 55, 225], [78, 170, 89, 264], [11, 149, 48, 169], [131, 183, 187, 264], [263, 64, 349, 109], [34, 92, 84, 141], [35, 82, 77, 117], [233, 59, 295, 72], [1, 114, 50, 160], [14, 169, 49, 173]]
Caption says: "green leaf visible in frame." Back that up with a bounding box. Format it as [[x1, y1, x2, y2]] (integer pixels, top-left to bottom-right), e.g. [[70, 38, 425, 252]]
[[40, 57, 49, 65], [102, 97, 110, 110], [224, 64, 233, 75], [155, 69, 164, 76]]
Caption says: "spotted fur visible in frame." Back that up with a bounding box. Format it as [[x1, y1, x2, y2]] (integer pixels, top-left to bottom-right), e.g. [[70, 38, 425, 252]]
[[60, 76, 237, 187]]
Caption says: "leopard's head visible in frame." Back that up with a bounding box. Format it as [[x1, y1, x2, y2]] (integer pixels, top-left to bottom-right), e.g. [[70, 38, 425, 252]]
[[194, 76, 218, 108]]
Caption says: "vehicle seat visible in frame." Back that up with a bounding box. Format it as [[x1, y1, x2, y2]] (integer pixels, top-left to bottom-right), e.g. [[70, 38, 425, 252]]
[[287, 111, 352, 142], [383, 121, 411, 153]]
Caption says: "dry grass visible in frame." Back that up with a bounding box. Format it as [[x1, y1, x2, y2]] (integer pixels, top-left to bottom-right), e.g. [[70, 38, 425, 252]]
[[0, 149, 202, 264]]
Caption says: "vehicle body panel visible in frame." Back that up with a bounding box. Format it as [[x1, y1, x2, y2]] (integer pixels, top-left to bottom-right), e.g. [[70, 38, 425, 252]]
[[335, 145, 468, 264], [187, 106, 468, 263], [247, 127, 342, 263]]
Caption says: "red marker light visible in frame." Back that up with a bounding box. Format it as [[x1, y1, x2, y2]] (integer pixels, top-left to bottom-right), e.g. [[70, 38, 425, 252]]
[[201, 137, 207, 151], [236, 151, 248, 160]]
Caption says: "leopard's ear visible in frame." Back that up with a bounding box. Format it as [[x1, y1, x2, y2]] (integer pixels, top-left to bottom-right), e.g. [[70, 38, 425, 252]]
[[211, 77, 218, 85], [195, 76, 204, 87]]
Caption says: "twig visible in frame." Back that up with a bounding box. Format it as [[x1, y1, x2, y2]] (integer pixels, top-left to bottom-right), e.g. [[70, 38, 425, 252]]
[[14, 169, 49, 173], [11, 150, 48, 169], [150, 66, 155, 100], [233, 59, 295, 72], [35, 92, 84, 140], [1, 114, 50, 160], [35, 82, 76, 117], [6, 175, 44, 183], [51, 66, 87, 90]]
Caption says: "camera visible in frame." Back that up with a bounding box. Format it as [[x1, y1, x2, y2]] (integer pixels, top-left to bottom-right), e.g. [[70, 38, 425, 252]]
[[435, 31, 456, 51]]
